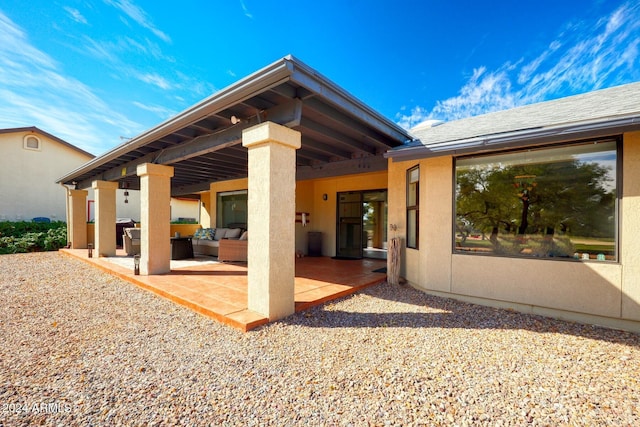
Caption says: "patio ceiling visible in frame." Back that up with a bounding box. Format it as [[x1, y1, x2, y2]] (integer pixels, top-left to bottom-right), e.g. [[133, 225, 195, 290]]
[[58, 55, 414, 197]]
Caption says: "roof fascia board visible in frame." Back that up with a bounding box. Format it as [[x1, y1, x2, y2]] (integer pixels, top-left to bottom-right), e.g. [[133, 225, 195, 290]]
[[386, 115, 640, 162], [57, 58, 295, 184]]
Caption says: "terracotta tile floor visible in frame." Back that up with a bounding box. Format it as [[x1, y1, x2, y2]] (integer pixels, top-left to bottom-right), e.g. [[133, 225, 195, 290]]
[[60, 249, 387, 331]]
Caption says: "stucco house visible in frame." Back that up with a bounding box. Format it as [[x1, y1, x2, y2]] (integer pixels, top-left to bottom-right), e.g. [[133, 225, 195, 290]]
[[57, 56, 640, 332], [0, 127, 94, 222], [386, 82, 640, 332]]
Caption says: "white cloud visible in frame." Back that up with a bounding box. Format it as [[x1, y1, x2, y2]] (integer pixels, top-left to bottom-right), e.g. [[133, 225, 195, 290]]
[[80, 36, 119, 62], [0, 11, 143, 154], [395, 105, 431, 130], [397, 1, 640, 129], [134, 72, 172, 90], [64, 7, 88, 24], [240, 0, 254, 19], [104, 0, 171, 43], [132, 101, 175, 118], [0, 12, 56, 69]]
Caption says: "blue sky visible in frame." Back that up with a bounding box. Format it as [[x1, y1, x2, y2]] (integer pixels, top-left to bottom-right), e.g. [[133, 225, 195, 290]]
[[0, 0, 638, 155]]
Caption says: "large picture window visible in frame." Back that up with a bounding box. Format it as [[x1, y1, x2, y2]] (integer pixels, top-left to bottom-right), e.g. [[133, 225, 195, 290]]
[[407, 166, 419, 249], [455, 140, 618, 261]]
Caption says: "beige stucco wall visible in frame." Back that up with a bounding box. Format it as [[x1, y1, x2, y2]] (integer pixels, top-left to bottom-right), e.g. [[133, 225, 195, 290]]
[[296, 171, 388, 256], [170, 198, 200, 222], [621, 131, 640, 321], [199, 191, 211, 227], [295, 180, 315, 253], [0, 130, 93, 221], [388, 131, 640, 330]]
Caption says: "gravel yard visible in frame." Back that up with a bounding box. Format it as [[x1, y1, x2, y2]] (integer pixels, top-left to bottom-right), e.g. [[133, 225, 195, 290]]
[[1, 252, 639, 426]]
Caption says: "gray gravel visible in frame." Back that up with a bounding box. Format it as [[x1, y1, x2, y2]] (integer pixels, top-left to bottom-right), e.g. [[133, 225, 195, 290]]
[[1, 252, 639, 426]]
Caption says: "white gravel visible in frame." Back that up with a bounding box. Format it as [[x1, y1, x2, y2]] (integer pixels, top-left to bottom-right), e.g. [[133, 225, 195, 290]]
[[1, 252, 639, 426]]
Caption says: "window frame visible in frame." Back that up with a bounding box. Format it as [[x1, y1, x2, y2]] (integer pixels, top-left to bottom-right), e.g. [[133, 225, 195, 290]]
[[406, 165, 419, 249], [452, 138, 621, 262], [23, 134, 41, 151], [216, 190, 248, 227]]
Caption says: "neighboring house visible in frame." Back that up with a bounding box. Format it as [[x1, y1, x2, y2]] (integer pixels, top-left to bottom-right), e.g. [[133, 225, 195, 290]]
[[0, 127, 94, 222], [0, 127, 150, 224], [57, 56, 640, 331]]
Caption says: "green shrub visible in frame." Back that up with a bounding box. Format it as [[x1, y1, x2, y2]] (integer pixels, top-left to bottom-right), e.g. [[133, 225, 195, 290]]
[[171, 218, 198, 224], [0, 221, 67, 254]]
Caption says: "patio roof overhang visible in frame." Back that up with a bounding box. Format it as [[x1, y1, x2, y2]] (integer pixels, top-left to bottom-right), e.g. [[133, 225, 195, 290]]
[[58, 55, 414, 197]]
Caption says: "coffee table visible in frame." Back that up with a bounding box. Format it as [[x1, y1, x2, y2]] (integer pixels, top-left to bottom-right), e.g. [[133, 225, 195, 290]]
[[170, 236, 194, 260]]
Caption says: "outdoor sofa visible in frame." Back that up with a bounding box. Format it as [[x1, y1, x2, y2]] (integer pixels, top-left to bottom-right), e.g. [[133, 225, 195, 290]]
[[218, 238, 248, 262], [192, 227, 247, 259]]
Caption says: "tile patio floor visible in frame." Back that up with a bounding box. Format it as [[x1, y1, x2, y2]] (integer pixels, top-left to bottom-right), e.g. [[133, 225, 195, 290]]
[[60, 249, 387, 331]]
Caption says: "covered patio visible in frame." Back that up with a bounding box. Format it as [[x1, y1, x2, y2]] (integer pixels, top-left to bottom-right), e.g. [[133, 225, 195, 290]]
[[57, 55, 411, 324], [61, 248, 387, 331]]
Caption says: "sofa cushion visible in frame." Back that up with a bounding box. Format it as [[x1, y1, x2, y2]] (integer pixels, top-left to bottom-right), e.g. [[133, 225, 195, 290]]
[[226, 228, 242, 239], [213, 228, 229, 241]]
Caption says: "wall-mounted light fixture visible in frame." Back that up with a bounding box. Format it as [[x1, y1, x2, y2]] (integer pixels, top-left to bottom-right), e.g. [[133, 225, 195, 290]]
[[322, 193, 328, 201]]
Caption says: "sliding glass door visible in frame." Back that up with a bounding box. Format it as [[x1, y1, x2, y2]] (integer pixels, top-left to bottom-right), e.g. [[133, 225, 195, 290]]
[[336, 190, 387, 259]]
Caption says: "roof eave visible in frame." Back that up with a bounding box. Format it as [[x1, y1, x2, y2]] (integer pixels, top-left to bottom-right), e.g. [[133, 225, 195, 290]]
[[385, 115, 640, 162], [58, 55, 415, 185], [57, 57, 296, 184]]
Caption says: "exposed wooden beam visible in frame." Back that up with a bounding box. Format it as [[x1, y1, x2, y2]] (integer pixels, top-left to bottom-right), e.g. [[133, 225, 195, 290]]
[[298, 116, 376, 155], [296, 148, 331, 163], [300, 136, 351, 160], [303, 97, 397, 150], [296, 155, 388, 181], [76, 100, 302, 189]]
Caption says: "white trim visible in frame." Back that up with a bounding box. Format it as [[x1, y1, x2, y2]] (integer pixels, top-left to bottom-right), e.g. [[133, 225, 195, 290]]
[[23, 134, 41, 151]]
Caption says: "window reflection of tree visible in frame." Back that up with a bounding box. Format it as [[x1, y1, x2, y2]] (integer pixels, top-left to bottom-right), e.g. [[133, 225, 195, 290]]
[[455, 145, 616, 259]]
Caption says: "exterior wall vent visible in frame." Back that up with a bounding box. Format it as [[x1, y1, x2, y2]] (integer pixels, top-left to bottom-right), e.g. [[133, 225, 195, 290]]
[[23, 134, 41, 151]]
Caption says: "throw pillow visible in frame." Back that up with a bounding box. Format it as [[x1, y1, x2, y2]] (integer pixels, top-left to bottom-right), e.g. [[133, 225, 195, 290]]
[[193, 228, 204, 239], [202, 228, 215, 240], [239, 231, 248, 241]]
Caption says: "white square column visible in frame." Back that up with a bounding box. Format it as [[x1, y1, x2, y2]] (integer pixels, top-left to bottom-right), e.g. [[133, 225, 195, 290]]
[[68, 189, 88, 249], [137, 163, 174, 275], [92, 180, 119, 257], [243, 122, 301, 320]]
